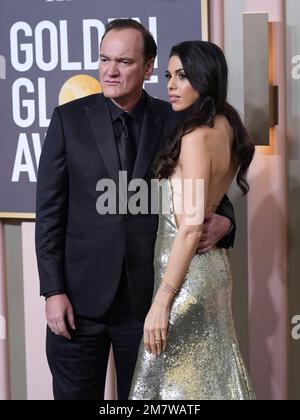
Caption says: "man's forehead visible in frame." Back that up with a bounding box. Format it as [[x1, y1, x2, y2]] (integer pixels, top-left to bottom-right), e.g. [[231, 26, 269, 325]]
[[101, 28, 143, 53]]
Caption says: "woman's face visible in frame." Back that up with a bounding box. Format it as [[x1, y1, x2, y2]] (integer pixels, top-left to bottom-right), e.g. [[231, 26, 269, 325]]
[[166, 55, 199, 111]]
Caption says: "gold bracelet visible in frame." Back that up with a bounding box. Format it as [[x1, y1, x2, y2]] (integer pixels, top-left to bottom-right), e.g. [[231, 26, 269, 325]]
[[160, 284, 177, 295], [160, 282, 179, 295]]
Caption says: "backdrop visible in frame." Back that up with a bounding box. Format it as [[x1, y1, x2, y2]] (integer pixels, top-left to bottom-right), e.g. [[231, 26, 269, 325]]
[[0, 0, 205, 217]]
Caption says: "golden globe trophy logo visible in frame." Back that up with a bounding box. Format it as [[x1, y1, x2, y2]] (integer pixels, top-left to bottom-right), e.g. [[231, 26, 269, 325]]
[[59, 75, 101, 105]]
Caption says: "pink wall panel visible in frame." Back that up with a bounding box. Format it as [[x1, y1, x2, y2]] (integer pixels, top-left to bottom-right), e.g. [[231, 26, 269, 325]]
[[245, 0, 288, 400], [21, 222, 52, 400], [210, 0, 224, 49]]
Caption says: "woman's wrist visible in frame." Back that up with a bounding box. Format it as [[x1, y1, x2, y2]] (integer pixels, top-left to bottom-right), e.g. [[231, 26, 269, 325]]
[[154, 281, 179, 307], [153, 289, 171, 307], [160, 281, 179, 295]]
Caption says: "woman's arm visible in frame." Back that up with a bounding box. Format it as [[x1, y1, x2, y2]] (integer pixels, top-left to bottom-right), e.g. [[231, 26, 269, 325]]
[[143, 129, 212, 355]]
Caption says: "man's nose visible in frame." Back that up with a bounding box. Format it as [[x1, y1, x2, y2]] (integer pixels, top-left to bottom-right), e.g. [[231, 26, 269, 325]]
[[107, 61, 119, 76]]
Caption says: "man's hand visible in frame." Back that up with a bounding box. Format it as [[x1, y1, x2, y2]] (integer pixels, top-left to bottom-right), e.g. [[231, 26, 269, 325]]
[[46, 294, 76, 340], [196, 213, 232, 254]]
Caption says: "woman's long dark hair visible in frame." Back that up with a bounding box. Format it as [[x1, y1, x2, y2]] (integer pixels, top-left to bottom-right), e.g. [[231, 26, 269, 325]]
[[155, 41, 254, 195]]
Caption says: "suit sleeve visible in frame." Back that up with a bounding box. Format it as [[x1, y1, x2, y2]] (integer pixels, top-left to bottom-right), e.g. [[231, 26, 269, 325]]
[[216, 195, 236, 249], [35, 107, 69, 296]]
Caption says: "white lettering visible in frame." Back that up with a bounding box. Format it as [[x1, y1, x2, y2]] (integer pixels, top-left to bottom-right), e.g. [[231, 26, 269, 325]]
[[35, 21, 58, 71], [11, 133, 38, 182], [0, 55, 6, 79], [10, 22, 33, 72], [31, 133, 43, 169], [9, 18, 158, 75], [12, 78, 35, 128], [96, 179, 117, 215], [83, 19, 105, 70], [292, 315, 300, 340], [12, 78, 50, 128], [128, 180, 148, 215], [60, 20, 82, 70], [38, 78, 50, 127], [292, 55, 300, 80], [149, 17, 158, 68]]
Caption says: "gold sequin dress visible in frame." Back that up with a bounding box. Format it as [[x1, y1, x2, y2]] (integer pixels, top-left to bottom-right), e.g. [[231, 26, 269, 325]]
[[129, 180, 256, 400]]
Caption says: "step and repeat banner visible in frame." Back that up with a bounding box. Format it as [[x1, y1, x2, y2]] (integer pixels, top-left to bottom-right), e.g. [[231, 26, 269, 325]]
[[0, 0, 206, 218]]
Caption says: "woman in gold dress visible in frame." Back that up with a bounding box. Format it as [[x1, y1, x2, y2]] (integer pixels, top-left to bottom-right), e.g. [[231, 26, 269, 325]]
[[130, 41, 256, 400]]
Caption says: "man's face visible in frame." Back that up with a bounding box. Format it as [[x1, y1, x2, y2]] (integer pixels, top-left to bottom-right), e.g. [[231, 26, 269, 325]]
[[99, 28, 154, 109]]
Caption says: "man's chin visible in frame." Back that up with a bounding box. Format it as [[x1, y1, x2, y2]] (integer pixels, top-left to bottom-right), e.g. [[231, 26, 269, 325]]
[[102, 87, 121, 99]]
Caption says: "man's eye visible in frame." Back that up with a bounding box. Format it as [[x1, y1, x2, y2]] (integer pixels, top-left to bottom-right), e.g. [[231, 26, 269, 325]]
[[100, 58, 108, 63]]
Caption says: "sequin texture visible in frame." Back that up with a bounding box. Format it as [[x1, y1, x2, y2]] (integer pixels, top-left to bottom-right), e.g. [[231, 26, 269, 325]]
[[129, 180, 256, 400]]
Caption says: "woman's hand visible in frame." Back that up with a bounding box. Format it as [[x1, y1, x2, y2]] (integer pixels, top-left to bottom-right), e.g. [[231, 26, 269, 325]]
[[143, 297, 171, 357]]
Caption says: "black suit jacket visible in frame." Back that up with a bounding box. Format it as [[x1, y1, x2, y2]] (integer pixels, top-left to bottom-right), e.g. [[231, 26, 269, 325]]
[[35, 92, 235, 321]]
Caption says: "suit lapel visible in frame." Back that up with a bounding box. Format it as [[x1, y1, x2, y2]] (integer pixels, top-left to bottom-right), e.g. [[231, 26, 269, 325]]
[[85, 95, 121, 187], [85, 93, 166, 188], [132, 94, 165, 181]]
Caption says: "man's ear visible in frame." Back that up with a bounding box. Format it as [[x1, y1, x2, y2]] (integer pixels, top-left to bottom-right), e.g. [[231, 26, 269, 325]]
[[144, 58, 155, 80]]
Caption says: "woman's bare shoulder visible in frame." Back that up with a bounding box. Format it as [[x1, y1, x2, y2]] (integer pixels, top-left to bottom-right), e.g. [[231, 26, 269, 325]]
[[183, 116, 231, 144]]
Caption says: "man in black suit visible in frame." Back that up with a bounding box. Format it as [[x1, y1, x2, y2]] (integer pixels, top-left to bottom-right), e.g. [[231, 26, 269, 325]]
[[35, 19, 235, 400]]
